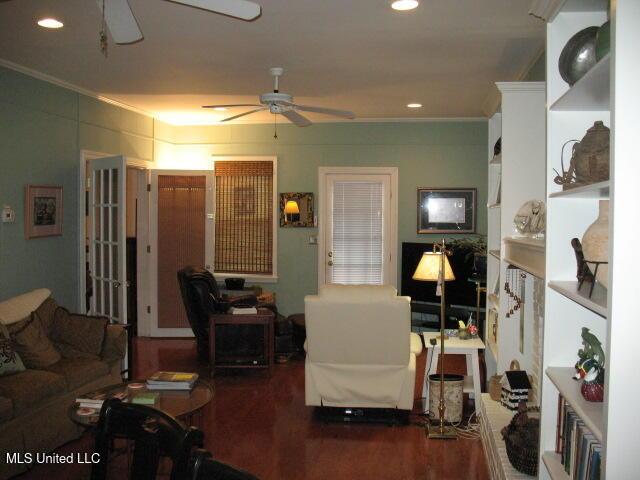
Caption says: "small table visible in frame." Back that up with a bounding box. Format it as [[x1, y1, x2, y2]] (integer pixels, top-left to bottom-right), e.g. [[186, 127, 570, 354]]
[[69, 380, 214, 428], [209, 309, 275, 375], [421, 332, 485, 415]]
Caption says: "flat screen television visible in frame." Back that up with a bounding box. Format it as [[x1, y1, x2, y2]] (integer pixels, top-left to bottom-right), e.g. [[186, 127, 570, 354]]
[[401, 242, 484, 307]]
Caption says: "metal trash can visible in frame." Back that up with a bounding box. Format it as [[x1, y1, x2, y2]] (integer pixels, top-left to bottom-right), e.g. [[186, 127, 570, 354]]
[[428, 373, 464, 423]]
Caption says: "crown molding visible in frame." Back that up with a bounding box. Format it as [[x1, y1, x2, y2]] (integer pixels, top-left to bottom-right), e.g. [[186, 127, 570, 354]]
[[0, 58, 156, 119]]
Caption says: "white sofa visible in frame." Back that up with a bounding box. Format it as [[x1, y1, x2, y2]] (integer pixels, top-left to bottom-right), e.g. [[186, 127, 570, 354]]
[[304, 284, 422, 411]]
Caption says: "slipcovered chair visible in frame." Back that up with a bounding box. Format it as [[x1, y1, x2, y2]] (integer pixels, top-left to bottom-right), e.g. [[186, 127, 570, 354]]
[[304, 285, 422, 414], [177, 266, 277, 363]]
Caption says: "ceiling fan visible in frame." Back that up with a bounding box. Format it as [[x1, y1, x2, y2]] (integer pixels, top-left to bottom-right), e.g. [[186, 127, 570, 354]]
[[202, 67, 356, 127], [98, 0, 261, 45]]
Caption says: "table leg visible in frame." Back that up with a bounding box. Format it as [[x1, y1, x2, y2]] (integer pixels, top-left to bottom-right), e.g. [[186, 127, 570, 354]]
[[424, 350, 439, 414], [471, 350, 482, 415]]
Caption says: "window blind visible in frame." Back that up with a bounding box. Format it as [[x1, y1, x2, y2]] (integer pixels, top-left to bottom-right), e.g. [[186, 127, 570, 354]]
[[331, 181, 384, 284], [214, 161, 273, 275]]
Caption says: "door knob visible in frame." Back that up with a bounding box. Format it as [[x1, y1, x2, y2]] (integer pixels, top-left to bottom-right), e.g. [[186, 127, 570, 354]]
[[328, 261, 333, 266], [328, 251, 332, 257]]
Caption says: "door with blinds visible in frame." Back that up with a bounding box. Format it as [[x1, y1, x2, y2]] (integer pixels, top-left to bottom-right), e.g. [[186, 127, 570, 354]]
[[320, 168, 397, 286], [149, 171, 214, 337]]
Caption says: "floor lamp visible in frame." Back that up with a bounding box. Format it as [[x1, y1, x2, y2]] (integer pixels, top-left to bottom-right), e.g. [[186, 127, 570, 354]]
[[412, 239, 457, 439]]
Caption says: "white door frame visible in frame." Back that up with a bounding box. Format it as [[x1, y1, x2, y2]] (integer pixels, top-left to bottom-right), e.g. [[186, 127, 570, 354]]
[[148, 170, 215, 337], [317, 166, 399, 288], [78, 150, 152, 318]]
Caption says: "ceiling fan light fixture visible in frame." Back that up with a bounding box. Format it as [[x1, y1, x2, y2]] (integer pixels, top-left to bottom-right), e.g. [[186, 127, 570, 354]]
[[407, 103, 423, 108], [37, 18, 64, 29], [391, 0, 419, 11]]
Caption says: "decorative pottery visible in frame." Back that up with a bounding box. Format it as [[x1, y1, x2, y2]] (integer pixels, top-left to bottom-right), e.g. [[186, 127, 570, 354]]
[[555, 121, 610, 190], [581, 200, 609, 288], [596, 21, 610, 61], [581, 379, 605, 403], [558, 26, 599, 85], [513, 200, 546, 236]]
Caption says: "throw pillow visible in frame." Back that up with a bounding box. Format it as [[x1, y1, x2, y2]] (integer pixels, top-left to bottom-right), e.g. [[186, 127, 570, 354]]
[[10, 313, 61, 369], [0, 324, 26, 376], [49, 307, 107, 358]]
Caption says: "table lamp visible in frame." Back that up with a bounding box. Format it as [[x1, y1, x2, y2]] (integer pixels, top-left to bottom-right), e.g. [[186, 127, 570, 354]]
[[284, 200, 300, 223], [412, 239, 457, 439]]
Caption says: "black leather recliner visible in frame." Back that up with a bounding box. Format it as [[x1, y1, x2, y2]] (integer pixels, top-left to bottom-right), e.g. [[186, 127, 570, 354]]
[[177, 266, 277, 363]]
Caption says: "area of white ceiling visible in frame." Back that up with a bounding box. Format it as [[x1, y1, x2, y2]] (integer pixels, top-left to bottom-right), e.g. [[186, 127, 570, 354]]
[[0, 0, 544, 125]]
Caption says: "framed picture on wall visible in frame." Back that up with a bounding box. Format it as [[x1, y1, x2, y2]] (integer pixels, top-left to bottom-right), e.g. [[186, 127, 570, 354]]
[[417, 188, 476, 234], [25, 185, 63, 238]]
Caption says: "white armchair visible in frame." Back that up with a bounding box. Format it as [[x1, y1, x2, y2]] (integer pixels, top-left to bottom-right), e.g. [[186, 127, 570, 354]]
[[304, 284, 422, 411]]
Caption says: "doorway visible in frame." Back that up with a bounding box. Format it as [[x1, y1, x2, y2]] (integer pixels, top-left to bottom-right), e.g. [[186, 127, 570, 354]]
[[317, 167, 398, 287], [148, 170, 215, 337]]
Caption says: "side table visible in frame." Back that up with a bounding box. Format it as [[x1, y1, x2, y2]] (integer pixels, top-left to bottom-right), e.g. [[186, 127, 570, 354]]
[[209, 309, 275, 375], [421, 332, 485, 416]]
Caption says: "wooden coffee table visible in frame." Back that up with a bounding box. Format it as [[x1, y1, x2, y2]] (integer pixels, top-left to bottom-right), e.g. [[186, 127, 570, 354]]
[[69, 379, 213, 428]]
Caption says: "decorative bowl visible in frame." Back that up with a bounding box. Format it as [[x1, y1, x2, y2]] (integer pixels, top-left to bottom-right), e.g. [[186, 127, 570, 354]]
[[559, 26, 599, 85]]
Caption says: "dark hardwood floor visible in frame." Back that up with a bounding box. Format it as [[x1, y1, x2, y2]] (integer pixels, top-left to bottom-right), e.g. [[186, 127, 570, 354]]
[[18, 338, 489, 480]]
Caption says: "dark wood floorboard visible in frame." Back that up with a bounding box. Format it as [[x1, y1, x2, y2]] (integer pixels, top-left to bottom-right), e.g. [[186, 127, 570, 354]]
[[17, 338, 489, 480]]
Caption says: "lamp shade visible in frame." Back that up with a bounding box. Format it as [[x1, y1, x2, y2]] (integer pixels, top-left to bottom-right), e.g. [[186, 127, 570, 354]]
[[412, 252, 455, 282], [284, 200, 300, 214]]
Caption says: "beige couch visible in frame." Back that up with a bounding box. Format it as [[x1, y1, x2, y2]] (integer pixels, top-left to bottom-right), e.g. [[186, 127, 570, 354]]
[[304, 284, 422, 410], [0, 289, 126, 479]]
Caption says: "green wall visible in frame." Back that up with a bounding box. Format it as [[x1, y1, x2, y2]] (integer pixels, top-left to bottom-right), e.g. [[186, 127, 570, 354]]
[[168, 121, 488, 315], [0, 64, 488, 319], [0, 65, 157, 307]]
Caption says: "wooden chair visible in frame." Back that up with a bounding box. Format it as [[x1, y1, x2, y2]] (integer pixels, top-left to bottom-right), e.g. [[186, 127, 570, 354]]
[[91, 398, 204, 480]]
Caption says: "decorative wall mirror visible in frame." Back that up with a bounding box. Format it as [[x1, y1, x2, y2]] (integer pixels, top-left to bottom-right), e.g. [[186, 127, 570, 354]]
[[280, 192, 314, 227]]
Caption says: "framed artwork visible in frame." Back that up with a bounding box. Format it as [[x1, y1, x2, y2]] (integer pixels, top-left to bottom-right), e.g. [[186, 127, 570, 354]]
[[280, 192, 314, 227], [417, 188, 476, 234], [25, 185, 63, 238]]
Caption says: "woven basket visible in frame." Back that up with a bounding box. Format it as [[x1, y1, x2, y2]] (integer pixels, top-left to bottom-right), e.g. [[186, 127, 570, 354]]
[[489, 375, 502, 401], [502, 407, 540, 477], [504, 434, 538, 476]]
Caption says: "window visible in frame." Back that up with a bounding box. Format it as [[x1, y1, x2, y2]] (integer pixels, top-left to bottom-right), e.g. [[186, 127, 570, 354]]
[[213, 158, 276, 278]]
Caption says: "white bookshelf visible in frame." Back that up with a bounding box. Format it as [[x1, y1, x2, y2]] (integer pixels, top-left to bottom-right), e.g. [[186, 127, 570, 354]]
[[485, 82, 546, 377], [539, 1, 640, 478]]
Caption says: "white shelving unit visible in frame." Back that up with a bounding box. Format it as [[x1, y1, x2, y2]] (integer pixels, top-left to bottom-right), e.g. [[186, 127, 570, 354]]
[[539, 1, 640, 478], [481, 83, 546, 480], [484, 82, 546, 376]]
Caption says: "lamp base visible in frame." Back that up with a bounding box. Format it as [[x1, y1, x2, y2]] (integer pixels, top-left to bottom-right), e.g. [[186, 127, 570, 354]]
[[427, 423, 458, 440]]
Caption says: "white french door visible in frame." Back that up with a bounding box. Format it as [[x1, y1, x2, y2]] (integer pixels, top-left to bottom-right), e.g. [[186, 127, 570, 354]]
[[318, 167, 398, 287], [149, 170, 215, 337], [88, 156, 127, 326]]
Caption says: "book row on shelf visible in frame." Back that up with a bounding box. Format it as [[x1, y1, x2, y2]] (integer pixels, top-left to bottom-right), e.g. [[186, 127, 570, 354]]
[[556, 395, 601, 480]]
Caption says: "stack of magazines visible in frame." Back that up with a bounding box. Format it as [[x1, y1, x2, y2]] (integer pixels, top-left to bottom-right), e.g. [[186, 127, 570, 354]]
[[146, 371, 199, 391]]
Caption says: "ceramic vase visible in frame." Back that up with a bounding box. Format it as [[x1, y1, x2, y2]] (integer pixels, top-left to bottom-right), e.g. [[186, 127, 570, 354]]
[[581, 200, 609, 288]]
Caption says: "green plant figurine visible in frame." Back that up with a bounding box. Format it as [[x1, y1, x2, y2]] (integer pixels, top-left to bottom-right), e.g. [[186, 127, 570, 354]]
[[574, 327, 605, 402]]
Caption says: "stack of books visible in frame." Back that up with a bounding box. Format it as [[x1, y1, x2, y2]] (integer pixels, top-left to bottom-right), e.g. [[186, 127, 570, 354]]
[[556, 396, 602, 480], [146, 371, 199, 391]]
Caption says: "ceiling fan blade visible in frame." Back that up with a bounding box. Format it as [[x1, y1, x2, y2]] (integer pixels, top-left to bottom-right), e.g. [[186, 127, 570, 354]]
[[220, 107, 267, 122], [167, 0, 261, 20], [202, 104, 262, 108], [281, 110, 312, 127], [293, 104, 356, 119], [98, 0, 144, 44]]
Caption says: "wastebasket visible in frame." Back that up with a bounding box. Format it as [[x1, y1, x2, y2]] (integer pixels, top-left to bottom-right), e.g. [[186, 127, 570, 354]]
[[428, 373, 464, 423]]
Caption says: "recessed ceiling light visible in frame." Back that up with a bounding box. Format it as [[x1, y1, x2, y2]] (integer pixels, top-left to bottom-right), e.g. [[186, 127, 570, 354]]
[[391, 0, 420, 11], [37, 18, 64, 29], [213, 107, 228, 111], [407, 103, 423, 108]]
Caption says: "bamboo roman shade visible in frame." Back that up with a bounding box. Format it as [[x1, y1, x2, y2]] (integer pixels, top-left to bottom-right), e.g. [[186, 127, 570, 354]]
[[331, 181, 384, 284], [214, 160, 273, 275]]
